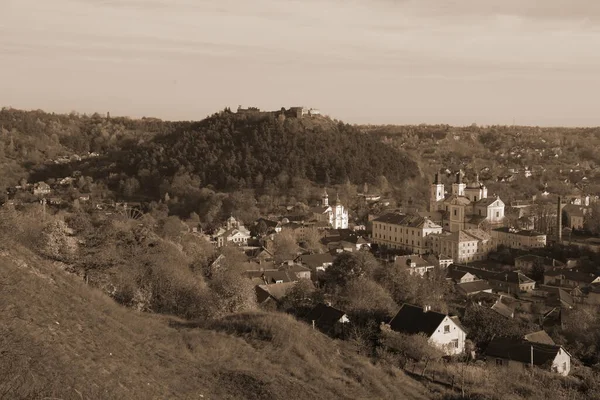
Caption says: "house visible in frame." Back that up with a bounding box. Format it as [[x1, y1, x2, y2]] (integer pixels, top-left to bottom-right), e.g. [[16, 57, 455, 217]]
[[371, 212, 442, 255], [491, 227, 547, 250], [544, 268, 600, 289], [305, 303, 350, 336], [562, 204, 589, 230], [245, 247, 274, 263], [428, 229, 494, 263], [32, 182, 51, 196], [245, 269, 298, 284], [449, 265, 535, 294], [515, 255, 564, 271], [388, 304, 467, 355], [279, 262, 312, 280], [536, 285, 576, 309], [394, 255, 435, 277], [426, 254, 453, 268], [255, 282, 296, 306], [487, 270, 536, 294], [456, 280, 493, 296], [295, 253, 335, 273], [485, 338, 571, 376], [446, 268, 477, 284]]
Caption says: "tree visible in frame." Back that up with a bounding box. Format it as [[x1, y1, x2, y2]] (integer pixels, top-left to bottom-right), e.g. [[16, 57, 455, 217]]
[[301, 227, 324, 253], [281, 279, 320, 315], [381, 331, 444, 374], [323, 252, 377, 290], [341, 278, 397, 321], [121, 177, 140, 198], [461, 304, 527, 350], [273, 229, 299, 263], [208, 270, 257, 316]]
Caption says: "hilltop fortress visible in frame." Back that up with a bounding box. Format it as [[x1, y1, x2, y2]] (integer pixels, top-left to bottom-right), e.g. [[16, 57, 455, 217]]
[[236, 105, 321, 119]]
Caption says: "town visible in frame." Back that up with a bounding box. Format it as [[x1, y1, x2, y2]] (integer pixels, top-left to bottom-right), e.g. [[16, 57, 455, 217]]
[[4, 163, 600, 381]]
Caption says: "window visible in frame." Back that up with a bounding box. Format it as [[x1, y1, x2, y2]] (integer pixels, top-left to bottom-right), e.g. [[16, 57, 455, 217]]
[[454, 209, 457, 216], [562, 362, 567, 371], [496, 359, 503, 366], [496, 211, 500, 218], [444, 325, 450, 334], [451, 339, 459, 348]]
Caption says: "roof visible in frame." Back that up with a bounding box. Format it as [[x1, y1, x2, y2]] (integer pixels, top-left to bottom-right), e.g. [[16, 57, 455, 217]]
[[389, 304, 461, 336], [255, 282, 296, 304], [395, 255, 433, 268], [295, 253, 335, 268], [456, 280, 492, 295], [544, 268, 600, 285], [493, 227, 545, 237], [447, 269, 474, 281], [244, 270, 296, 284], [491, 298, 515, 319], [444, 195, 472, 206], [475, 197, 503, 207], [373, 213, 441, 229], [305, 303, 347, 333], [309, 206, 330, 214], [537, 285, 574, 308], [485, 338, 565, 367], [524, 331, 556, 345]]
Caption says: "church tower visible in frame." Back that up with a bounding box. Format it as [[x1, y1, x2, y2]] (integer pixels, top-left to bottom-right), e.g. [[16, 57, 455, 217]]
[[430, 172, 444, 212], [322, 188, 329, 207], [451, 170, 466, 197]]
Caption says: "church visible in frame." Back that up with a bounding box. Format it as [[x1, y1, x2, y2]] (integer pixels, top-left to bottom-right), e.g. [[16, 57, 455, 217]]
[[310, 189, 349, 229], [429, 170, 505, 232]]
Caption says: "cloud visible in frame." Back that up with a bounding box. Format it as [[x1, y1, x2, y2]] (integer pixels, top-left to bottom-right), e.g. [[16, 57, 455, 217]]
[[0, 0, 599, 125]]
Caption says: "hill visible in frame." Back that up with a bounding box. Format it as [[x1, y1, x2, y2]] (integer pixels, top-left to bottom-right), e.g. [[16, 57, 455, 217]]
[[107, 110, 418, 194], [0, 107, 418, 195], [0, 244, 431, 400]]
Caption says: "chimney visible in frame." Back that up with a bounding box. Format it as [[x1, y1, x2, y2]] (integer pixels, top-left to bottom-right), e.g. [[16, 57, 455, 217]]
[[557, 196, 562, 243], [423, 305, 431, 312]]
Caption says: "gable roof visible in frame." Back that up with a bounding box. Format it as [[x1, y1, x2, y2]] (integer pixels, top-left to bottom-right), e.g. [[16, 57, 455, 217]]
[[255, 282, 296, 304], [295, 253, 335, 269], [491, 298, 515, 319], [537, 285, 574, 308], [305, 303, 348, 333], [475, 197, 503, 207], [524, 330, 556, 346], [485, 338, 565, 367], [456, 280, 492, 295], [389, 304, 461, 336]]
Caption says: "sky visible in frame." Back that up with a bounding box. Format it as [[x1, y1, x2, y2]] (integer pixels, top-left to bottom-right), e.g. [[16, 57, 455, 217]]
[[1, 0, 599, 126]]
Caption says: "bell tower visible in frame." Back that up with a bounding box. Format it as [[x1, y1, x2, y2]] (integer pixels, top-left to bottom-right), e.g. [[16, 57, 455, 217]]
[[430, 172, 444, 212]]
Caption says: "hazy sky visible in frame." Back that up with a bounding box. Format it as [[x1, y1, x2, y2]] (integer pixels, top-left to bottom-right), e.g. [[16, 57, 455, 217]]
[[1, 0, 600, 126]]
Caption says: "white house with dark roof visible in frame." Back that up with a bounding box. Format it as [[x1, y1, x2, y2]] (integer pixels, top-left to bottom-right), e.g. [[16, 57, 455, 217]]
[[485, 338, 571, 376], [388, 304, 467, 355]]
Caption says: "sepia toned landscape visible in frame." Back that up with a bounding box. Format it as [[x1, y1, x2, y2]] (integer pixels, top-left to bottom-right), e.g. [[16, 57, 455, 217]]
[[2, 1, 600, 400]]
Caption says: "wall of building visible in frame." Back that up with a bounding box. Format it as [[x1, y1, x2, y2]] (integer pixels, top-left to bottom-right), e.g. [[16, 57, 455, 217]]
[[429, 316, 466, 356]]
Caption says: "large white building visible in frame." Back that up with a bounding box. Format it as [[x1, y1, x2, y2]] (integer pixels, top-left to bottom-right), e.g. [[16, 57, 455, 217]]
[[371, 213, 443, 254]]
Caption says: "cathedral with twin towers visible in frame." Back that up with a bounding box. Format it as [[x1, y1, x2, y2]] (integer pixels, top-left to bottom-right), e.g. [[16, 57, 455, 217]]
[[429, 170, 505, 232]]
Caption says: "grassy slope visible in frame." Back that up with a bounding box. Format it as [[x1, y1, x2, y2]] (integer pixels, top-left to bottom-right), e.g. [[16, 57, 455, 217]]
[[0, 245, 431, 400]]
